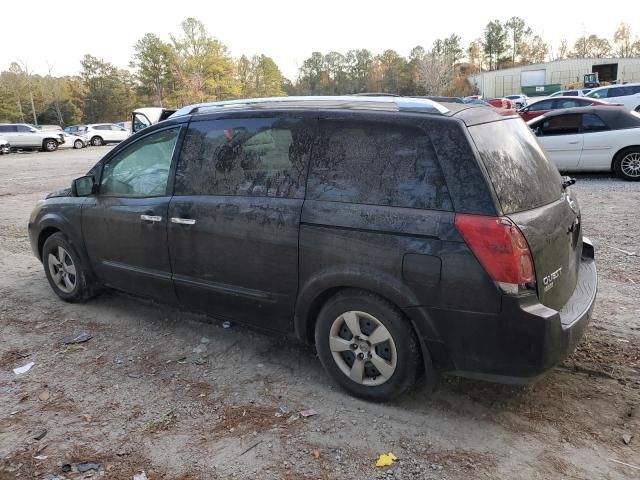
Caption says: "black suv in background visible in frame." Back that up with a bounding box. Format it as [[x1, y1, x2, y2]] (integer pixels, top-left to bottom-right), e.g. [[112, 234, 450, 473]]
[[28, 96, 597, 401]]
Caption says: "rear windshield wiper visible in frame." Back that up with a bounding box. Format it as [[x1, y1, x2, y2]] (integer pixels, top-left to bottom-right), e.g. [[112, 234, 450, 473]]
[[562, 176, 576, 189]]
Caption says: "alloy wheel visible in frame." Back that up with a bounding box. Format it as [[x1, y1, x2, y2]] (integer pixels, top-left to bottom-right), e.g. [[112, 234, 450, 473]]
[[47, 246, 77, 293], [329, 310, 397, 386], [621, 152, 640, 178]]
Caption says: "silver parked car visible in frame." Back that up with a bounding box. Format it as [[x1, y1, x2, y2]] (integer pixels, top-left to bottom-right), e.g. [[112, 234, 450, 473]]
[[0, 123, 64, 151]]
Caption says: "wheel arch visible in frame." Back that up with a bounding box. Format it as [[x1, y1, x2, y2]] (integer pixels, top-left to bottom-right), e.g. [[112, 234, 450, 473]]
[[294, 269, 442, 375], [611, 145, 640, 170]]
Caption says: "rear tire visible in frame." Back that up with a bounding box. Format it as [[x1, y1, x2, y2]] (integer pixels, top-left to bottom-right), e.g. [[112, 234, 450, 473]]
[[42, 233, 94, 303], [315, 289, 423, 401], [91, 136, 104, 146], [42, 139, 58, 152], [613, 148, 640, 181]]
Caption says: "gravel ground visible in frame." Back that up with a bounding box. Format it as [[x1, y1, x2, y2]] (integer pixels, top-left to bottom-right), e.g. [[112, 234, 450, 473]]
[[0, 147, 638, 480]]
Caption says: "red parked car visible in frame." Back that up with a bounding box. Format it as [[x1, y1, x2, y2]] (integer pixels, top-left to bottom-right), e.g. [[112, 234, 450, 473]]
[[487, 98, 517, 116], [518, 96, 617, 121]]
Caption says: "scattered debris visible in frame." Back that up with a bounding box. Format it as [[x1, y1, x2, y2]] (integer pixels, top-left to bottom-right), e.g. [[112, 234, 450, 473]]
[[133, 471, 148, 480], [62, 464, 72, 472], [608, 246, 636, 256], [13, 361, 34, 375], [127, 373, 143, 379], [82, 414, 93, 423], [239, 440, 262, 457], [609, 458, 640, 471], [313, 449, 321, 460], [143, 409, 176, 433], [200, 337, 210, 344], [622, 434, 632, 445], [375, 452, 398, 467], [62, 331, 93, 345], [32, 429, 47, 440], [222, 321, 231, 329], [38, 387, 50, 401], [43, 475, 64, 480], [300, 409, 319, 418], [77, 462, 100, 473], [34, 455, 48, 460], [275, 405, 289, 417], [176, 356, 187, 364]]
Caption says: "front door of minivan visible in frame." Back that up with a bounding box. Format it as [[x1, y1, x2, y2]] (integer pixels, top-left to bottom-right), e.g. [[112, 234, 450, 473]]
[[82, 126, 182, 301], [167, 115, 314, 331]]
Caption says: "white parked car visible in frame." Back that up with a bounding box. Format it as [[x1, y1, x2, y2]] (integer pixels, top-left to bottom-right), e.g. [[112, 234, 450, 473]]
[[0, 137, 10, 154], [585, 83, 640, 111], [505, 94, 529, 109], [528, 106, 640, 180], [549, 89, 592, 97], [60, 132, 88, 149], [84, 123, 129, 146], [0, 123, 64, 151]]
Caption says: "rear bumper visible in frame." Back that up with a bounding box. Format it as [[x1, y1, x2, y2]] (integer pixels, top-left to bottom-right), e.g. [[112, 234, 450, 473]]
[[406, 244, 597, 384]]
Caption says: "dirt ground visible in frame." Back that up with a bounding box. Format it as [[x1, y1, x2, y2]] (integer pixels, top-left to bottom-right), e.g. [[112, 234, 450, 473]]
[[0, 147, 638, 480]]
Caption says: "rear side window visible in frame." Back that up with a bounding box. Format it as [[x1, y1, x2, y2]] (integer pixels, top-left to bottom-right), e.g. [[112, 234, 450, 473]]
[[175, 117, 313, 198], [307, 120, 452, 210], [582, 114, 608, 132], [528, 100, 553, 111], [538, 114, 581, 135], [469, 119, 562, 214]]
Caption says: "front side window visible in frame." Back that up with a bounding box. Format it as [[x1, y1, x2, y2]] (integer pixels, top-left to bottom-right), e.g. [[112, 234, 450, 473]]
[[307, 120, 452, 210], [581, 114, 608, 132], [175, 117, 313, 198], [589, 88, 609, 99], [554, 98, 583, 109], [17, 125, 33, 133], [100, 127, 180, 197], [564, 91, 578, 96]]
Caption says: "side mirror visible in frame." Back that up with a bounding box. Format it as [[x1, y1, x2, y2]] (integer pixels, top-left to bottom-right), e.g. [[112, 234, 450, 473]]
[[72, 175, 96, 197]]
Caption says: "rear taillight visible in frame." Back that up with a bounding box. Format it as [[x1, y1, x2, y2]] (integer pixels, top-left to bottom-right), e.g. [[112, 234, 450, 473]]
[[455, 214, 536, 294]]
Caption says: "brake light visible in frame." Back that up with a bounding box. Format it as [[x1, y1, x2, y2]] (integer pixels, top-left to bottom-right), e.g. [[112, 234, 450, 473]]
[[455, 214, 536, 293]]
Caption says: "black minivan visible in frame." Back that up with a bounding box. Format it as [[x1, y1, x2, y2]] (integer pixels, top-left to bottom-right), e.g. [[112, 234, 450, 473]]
[[28, 96, 597, 401]]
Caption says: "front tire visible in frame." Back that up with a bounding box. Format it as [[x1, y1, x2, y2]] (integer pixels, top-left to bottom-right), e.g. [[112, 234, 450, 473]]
[[42, 139, 58, 152], [315, 289, 423, 401], [73, 140, 84, 149], [91, 136, 104, 146], [42, 233, 94, 302], [614, 148, 640, 181]]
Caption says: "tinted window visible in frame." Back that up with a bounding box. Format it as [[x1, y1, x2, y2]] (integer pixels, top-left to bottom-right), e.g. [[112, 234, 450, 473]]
[[589, 88, 609, 99], [581, 114, 608, 132], [529, 100, 554, 111], [564, 91, 578, 96], [630, 85, 640, 94], [554, 98, 583, 109], [17, 125, 33, 133], [307, 120, 452, 210], [100, 127, 179, 197], [611, 86, 630, 97], [0, 125, 15, 133], [538, 114, 581, 136], [470, 118, 562, 214], [175, 117, 312, 198], [111, 125, 123, 131]]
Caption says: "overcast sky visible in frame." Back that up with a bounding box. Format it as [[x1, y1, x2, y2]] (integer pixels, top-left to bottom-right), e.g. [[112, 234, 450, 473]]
[[1, 0, 636, 81]]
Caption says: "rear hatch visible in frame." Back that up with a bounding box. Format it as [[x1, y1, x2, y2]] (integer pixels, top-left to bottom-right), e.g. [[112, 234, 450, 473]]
[[469, 118, 582, 310]]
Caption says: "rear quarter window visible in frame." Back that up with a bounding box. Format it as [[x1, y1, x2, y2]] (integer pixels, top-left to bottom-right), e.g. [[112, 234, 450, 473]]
[[307, 120, 452, 210], [469, 118, 563, 214]]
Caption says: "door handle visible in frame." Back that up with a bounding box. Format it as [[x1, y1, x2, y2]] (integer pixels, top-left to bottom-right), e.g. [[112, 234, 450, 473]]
[[171, 217, 196, 225], [567, 141, 579, 144], [140, 214, 162, 222]]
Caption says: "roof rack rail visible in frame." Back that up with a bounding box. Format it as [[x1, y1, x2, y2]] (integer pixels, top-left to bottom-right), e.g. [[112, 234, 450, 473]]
[[169, 95, 450, 118]]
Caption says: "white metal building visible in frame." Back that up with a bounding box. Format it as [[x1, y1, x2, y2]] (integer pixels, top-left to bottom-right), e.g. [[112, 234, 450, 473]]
[[469, 57, 640, 98]]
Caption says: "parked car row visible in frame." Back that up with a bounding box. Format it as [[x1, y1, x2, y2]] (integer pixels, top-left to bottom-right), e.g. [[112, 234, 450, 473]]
[[0, 122, 129, 153]]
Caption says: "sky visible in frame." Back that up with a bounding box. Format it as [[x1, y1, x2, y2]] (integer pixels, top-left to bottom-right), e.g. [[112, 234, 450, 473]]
[[1, 0, 636, 81]]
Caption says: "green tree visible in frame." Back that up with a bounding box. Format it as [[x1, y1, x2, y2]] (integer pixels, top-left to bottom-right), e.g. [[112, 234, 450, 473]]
[[80, 54, 134, 123], [170, 17, 239, 103], [345, 49, 372, 93], [298, 52, 325, 95], [571, 35, 612, 58], [131, 33, 175, 107], [483, 20, 508, 70], [505, 17, 532, 65]]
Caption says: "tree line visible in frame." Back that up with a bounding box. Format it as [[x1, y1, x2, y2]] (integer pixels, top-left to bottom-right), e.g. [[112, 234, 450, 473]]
[[1, 18, 638, 126]]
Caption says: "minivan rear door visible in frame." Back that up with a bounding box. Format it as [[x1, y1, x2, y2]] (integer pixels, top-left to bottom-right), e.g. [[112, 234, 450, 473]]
[[167, 114, 315, 331], [469, 118, 582, 311]]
